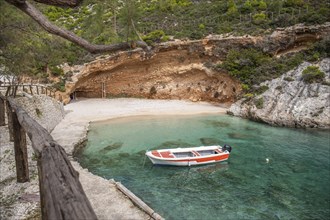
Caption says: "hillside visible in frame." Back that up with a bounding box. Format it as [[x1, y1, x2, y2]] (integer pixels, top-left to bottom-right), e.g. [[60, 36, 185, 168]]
[[1, 0, 329, 82]]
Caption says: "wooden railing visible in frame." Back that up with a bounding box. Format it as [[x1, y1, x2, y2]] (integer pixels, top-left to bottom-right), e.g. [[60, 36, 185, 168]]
[[0, 84, 56, 98], [0, 93, 97, 220]]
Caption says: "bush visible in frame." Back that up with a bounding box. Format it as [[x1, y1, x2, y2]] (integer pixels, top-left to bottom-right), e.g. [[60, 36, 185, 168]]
[[253, 13, 267, 25], [301, 66, 325, 83], [284, 76, 294, 81], [49, 65, 64, 77], [220, 48, 271, 86], [255, 85, 269, 94], [52, 80, 66, 92], [254, 97, 264, 109], [142, 30, 169, 45]]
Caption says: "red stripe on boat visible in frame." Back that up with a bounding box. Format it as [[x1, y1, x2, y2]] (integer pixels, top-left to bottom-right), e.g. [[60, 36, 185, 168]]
[[160, 151, 175, 158], [195, 154, 229, 163], [174, 154, 229, 163], [151, 150, 162, 158]]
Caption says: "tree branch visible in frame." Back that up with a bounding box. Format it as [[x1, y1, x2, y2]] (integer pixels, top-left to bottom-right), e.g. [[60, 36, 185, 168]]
[[4, 0, 151, 54], [33, 0, 81, 7]]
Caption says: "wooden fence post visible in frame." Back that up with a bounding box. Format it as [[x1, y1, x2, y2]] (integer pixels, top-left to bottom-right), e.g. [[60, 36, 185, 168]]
[[29, 85, 33, 95], [0, 96, 5, 126], [6, 100, 14, 141], [5, 86, 11, 96], [10, 105, 29, 182]]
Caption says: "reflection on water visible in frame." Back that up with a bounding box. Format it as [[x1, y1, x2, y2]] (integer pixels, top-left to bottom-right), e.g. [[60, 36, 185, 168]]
[[75, 114, 330, 220]]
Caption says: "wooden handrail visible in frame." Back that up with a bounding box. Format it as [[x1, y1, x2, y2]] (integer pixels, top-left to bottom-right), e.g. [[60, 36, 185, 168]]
[[0, 84, 56, 98], [1, 93, 97, 220]]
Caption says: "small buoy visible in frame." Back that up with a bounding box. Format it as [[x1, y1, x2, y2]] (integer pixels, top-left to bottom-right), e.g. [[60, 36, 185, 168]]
[[266, 158, 269, 163]]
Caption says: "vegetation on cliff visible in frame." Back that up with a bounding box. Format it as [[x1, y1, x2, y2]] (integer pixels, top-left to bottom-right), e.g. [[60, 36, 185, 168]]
[[217, 38, 329, 91], [1, 0, 329, 92]]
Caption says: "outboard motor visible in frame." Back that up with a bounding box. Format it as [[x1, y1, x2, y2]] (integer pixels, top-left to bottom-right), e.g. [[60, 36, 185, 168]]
[[222, 144, 232, 153]]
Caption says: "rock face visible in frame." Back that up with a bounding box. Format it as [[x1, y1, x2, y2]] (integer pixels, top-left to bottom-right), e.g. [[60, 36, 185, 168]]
[[61, 23, 330, 104], [228, 59, 330, 128], [16, 95, 65, 132]]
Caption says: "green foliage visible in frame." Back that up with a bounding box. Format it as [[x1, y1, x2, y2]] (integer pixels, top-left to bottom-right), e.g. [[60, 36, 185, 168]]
[[49, 65, 64, 77], [35, 108, 42, 117], [241, 84, 250, 91], [284, 0, 304, 7], [255, 85, 269, 94], [284, 77, 295, 82], [258, 0, 267, 10], [218, 41, 328, 90], [220, 48, 271, 86], [301, 66, 325, 83], [52, 80, 66, 92], [198, 24, 205, 29], [1, 0, 329, 84], [142, 30, 169, 45], [241, 0, 253, 13], [244, 93, 254, 98], [254, 97, 264, 109], [253, 13, 267, 24], [227, 0, 239, 16]]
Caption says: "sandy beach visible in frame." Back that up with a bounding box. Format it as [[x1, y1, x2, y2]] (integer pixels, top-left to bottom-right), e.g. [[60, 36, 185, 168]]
[[1, 98, 227, 219], [51, 98, 227, 219]]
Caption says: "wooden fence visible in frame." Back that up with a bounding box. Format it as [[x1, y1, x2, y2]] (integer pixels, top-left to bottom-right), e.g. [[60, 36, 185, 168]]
[[0, 84, 56, 98], [0, 93, 97, 220]]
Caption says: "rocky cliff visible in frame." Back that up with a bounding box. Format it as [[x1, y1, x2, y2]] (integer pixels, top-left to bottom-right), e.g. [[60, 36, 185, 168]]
[[60, 23, 330, 105], [228, 58, 330, 128]]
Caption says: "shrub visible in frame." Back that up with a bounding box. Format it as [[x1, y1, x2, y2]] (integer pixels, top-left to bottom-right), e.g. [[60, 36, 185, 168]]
[[253, 13, 267, 25], [284, 76, 294, 81], [301, 66, 325, 83], [49, 65, 64, 77], [142, 30, 169, 45], [53, 80, 66, 92], [150, 86, 157, 95], [244, 93, 254, 98], [255, 85, 269, 94], [220, 48, 271, 86], [254, 97, 264, 109], [198, 24, 205, 29]]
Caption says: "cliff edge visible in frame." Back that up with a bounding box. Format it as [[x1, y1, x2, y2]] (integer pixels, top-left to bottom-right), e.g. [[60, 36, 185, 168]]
[[228, 58, 330, 128]]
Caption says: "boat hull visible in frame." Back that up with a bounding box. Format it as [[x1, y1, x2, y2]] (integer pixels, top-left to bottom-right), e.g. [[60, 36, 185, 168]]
[[145, 145, 231, 166]]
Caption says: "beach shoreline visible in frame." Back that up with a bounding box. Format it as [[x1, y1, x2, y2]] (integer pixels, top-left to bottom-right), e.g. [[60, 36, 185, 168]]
[[51, 98, 227, 219], [1, 98, 227, 219]]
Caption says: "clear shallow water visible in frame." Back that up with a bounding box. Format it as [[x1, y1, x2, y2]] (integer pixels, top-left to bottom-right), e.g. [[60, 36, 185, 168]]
[[75, 114, 330, 220]]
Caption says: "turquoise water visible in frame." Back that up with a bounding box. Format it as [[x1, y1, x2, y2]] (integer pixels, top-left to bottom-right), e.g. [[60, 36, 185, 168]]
[[75, 114, 330, 220]]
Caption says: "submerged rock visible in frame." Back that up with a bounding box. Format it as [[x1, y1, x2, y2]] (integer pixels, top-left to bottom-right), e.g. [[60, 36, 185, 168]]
[[228, 58, 330, 129], [200, 137, 223, 145], [99, 142, 123, 153], [204, 120, 230, 128]]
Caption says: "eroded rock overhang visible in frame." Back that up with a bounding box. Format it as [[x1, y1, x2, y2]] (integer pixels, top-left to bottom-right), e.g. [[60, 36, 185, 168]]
[[62, 23, 330, 104]]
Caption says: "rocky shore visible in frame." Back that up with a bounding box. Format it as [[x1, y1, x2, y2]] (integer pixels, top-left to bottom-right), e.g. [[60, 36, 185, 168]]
[[228, 58, 330, 128]]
